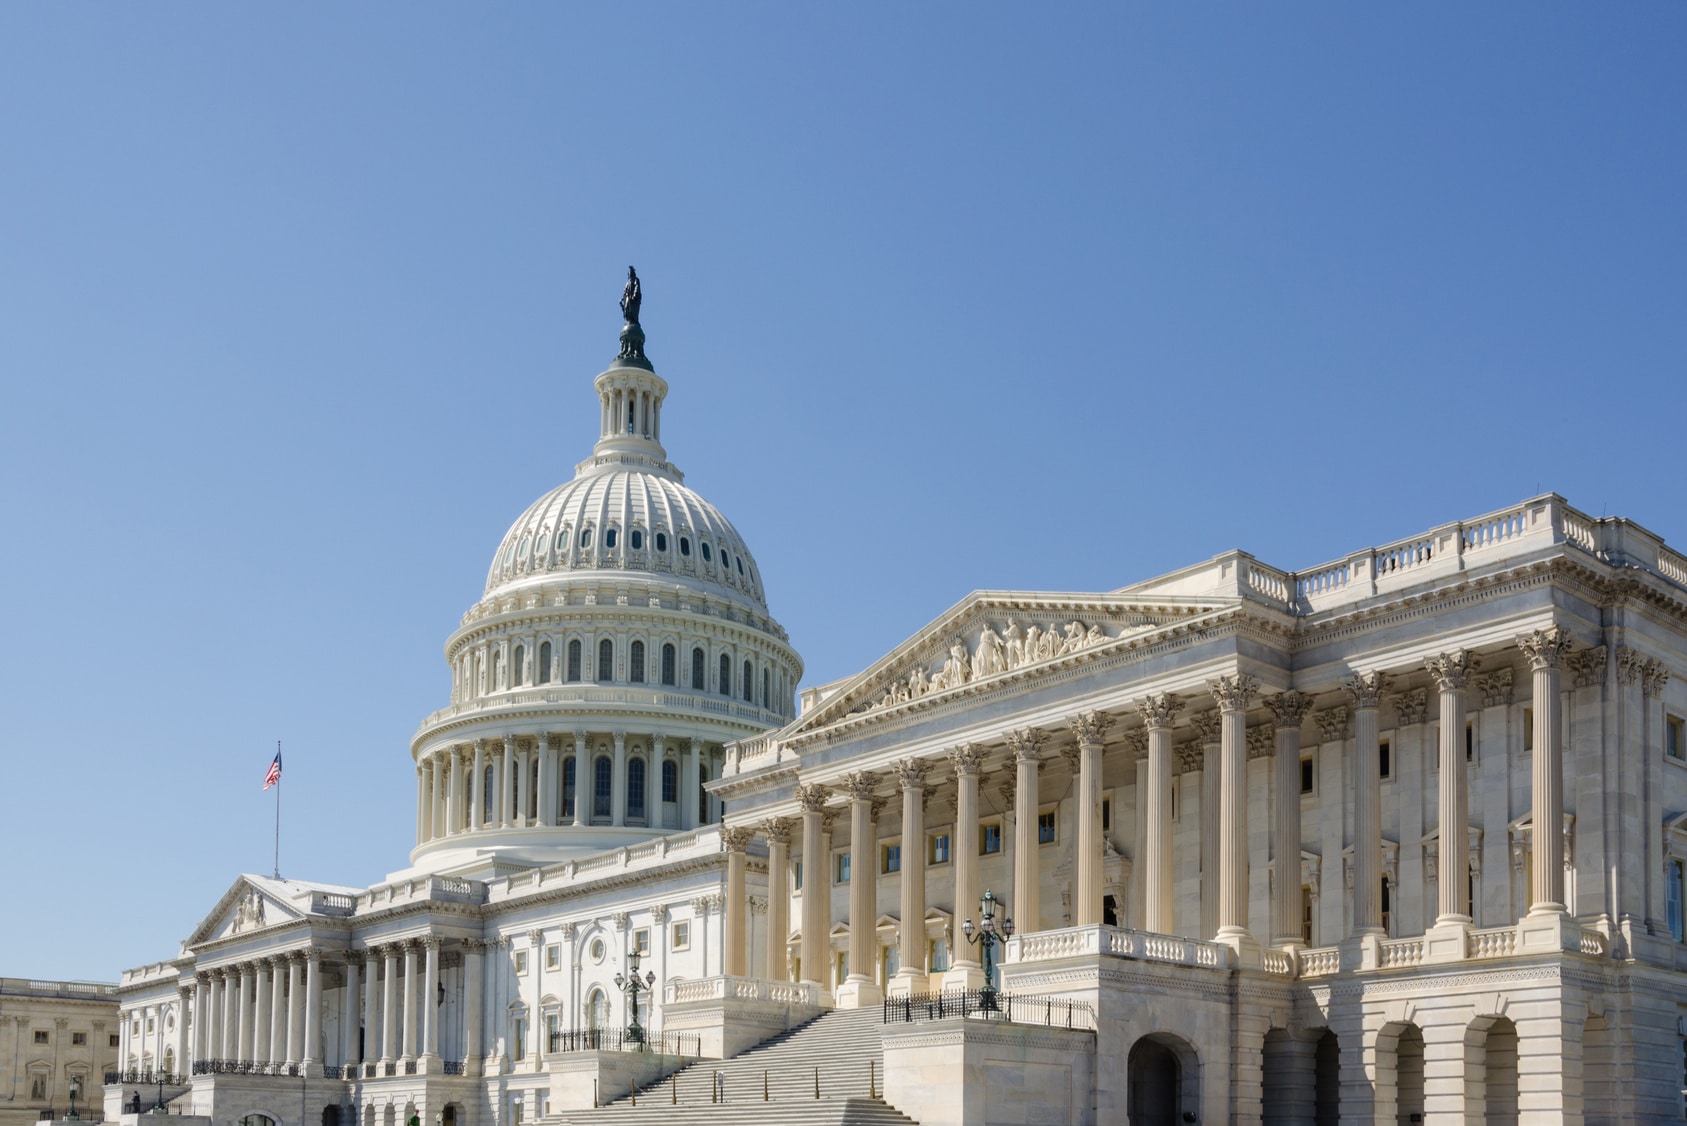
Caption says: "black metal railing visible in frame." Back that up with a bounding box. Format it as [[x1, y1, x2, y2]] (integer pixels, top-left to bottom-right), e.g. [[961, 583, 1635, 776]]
[[320, 1065, 345, 1080], [441, 1061, 465, 1076], [548, 1029, 701, 1056], [403, 1061, 417, 1076], [191, 1060, 301, 1077], [104, 1070, 186, 1087], [382, 1062, 396, 1078], [882, 990, 1095, 1030]]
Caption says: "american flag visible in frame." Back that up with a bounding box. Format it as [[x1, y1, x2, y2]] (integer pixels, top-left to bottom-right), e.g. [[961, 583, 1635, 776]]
[[263, 750, 283, 791]]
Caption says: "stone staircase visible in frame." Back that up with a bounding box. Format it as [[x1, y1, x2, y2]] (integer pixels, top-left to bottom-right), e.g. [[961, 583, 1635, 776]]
[[555, 1007, 918, 1125]]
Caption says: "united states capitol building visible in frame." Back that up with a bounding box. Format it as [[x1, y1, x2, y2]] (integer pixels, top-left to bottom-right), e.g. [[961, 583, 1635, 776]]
[[108, 282, 1687, 1125]]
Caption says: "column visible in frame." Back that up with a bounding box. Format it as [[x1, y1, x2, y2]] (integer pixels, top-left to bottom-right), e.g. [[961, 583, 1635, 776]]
[[401, 941, 419, 1062], [1427, 652, 1477, 927], [572, 731, 589, 826], [421, 938, 440, 1060], [500, 738, 514, 828], [174, 987, 192, 1077], [1138, 695, 1181, 934], [796, 784, 830, 990], [763, 818, 793, 980], [283, 954, 303, 1067], [1267, 691, 1313, 947], [253, 959, 271, 1064], [191, 976, 207, 1063], [417, 764, 430, 843], [1210, 674, 1257, 942], [267, 960, 286, 1065], [687, 739, 703, 828], [218, 971, 235, 1061], [611, 731, 627, 827], [432, 752, 446, 838], [512, 740, 527, 826], [535, 732, 552, 826], [946, 745, 984, 977], [893, 759, 928, 992], [463, 941, 484, 1076], [1194, 712, 1222, 939], [204, 972, 222, 1062], [361, 950, 379, 1067], [301, 952, 322, 1074], [451, 747, 467, 832], [651, 736, 666, 828], [1007, 728, 1046, 932], [380, 945, 398, 1063], [1346, 672, 1391, 936], [236, 964, 255, 1062], [722, 828, 753, 976], [1068, 711, 1114, 927], [839, 772, 882, 1006], [1521, 628, 1572, 914], [341, 957, 360, 1070], [471, 740, 486, 830]]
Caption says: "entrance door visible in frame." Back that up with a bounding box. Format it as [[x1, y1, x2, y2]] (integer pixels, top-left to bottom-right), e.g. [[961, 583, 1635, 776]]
[[1128, 1039, 1180, 1126]]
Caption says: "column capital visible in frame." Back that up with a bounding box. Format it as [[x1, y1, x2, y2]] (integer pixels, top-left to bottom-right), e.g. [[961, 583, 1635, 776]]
[[892, 757, 927, 791], [1135, 693, 1181, 730], [537, 731, 550, 750], [1005, 727, 1047, 764], [793, 782, 831, 812], [420, 935, 442, 951], [610, 912, 630, 932], [1343, 670, 1393, 709], [1517, 626, 1573, 671], [760, 816, 793, 845], [613, 730, 627, 748], [946, 743, 986, 777], [1475, 668, 1516, 706], [1188, 709, 1221, 745], [1314, 706, 1350, 743], [841, 770, 878, 801], [720, 825, 755, 853], [1208, 673, 1258, 713], [1425, 650, 1480, 691], [649, 904, 669, 924], [1264, 690, 1314, 730], [1393, 687, 1429, 727], [1067, 709, 1114, 746], [473, 737, 486, 753], [1644, 658, 1671, 698]]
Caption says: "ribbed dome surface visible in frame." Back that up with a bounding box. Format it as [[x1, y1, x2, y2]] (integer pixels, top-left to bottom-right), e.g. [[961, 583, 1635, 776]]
[[485, 464, 766, 608]]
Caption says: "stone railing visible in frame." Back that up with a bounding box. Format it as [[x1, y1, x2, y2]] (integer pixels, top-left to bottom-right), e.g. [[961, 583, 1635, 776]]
[[417, 686, 785, 737], [1298, 946, 1341, 977], [11, 976, 118, 997], [663, 975, 820, 1007], [1377, 938, 1424, 969], [1468, 926, 1518, 960], [360, 875, 487, 910], [1007, 925, 1227, 970], [1259, 949, 1294, 977], [1579, 927, 1609, 956]]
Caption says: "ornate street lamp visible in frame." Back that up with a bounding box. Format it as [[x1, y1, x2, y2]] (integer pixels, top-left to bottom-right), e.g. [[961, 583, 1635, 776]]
[[66, 1076, 81, 1121], [960, 888, 1014, 1013], [613, 946, 657, 1048]]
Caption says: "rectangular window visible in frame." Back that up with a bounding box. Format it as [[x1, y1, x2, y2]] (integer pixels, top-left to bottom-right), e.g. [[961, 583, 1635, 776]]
[[1379, 738, 1393, 780], [793, 859, 803, 891], [929, 938, 950, 972], [1300, 757, 1315, 795], [30, 1076, 46, 1101], [980, 821, 1003, 855], [835, 951, 848, 988], [1380, 879, 1392, 936], [512, 1100, 524, 1126], [1669, 859, 1685, 943], [545, 945, 559, 970], [108, 1034, 119, 1049], [513, 1018, 527, 1062], [835, 851, 851, 884], [1466, 721, 1477, 764], [1038, 809, 1057, 845], [672, 921, 691, 950], [634, 928, 651, 956], [33, 1031, 47, 1045], [72, 1032, 86, 1046], [1523, 708, 1534, 753], [1301, 885, 1313, 945], [1101, 795, 1112, 833], [1669, 716, 1685, 761], [514, 950, 529, 975], [881, 842, 901, 874], [882, 944, 899, 984], [928, 831, 951, 865]]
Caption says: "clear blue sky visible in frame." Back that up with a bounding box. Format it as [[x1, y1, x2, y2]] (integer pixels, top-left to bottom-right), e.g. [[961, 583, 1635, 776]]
[[3, 6, 1684, 981]]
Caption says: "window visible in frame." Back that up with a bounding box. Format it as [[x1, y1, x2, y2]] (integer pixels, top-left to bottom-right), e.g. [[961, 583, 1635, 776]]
[[763, 668, 771, 709], [882, 842, 901, 874], [836, 951, 848, 988], [662, 643, 677, 686], [662, 759, 678, 803], [835, 851, 851, 884], [1670, 860, 1685, 942], [882, 944, 899, 983], [743, 660, 753, 702], [980, 821, 1003, 855], [630, 640, 645, 683], [512, 644, 525, 686], [736, 556, 744, 575], [1467, 721, 1477, 763], [793, 859, 803, 891], [680, 536, 691, 557], [597, 638, 614, 682], [719, 652, 732, 696], [1301, 885, 1314, 944], [30, 1075, 46, 1101], [514, 950, 529, 974], [33, 1030, 47, 1045], [605, 527, 618, 549], [655, 532, 667, 552], [538, 641, 552, 683], [579, 528, 591, 548], [1038, 810, 1057, 845], [1523, 708, 1535, 753], [631, 529, 643, 550], [928, 831, 951, 865], [545, 945, 559, 970], [1669, 716, 1685, 761], [593, 755, 613, 818], [562, 756, 576, 820], [1380, 879, 1392, 936], [108, 1034, 119, 1049], [1101, 795, 1112, 833], [672, 921, 691, 950], [701, 543, 712, 563], [634, 928, 651, 955], [691, 647, 706, 690], [567, 639, 582, 682], [929, 938, 950, 972], [1300, 757, 1316, 794], [628, 756, 646, 820], [72, 1031, 86, 1045], [513, 1016, 528, 1061], [1379, 738, 1392, 780]]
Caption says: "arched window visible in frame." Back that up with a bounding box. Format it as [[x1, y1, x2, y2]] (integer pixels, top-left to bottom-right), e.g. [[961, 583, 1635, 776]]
[[762, 668, 771, 710], [691, 647, 706, 690], [628, 757, 646, 821], [630, 641, 645, 683], [512, 645, 525, 687], [662, 759, 678, 804], [567, 640, 582, 682], [631, 529, 644, 550], [491, 649, 503, 690], [605, 528, 618, 549], [579, 528, 592, 548], [662, 644, 676, 686], [562, 756, 576, 821], [701, 542, 712, 563], [586, 988, 609, 1031], [483, 765, 495, 823], [528, 755, 539, 820], [719, 653, 732, 696], [743, 660, 753, 702], [680, 536, 691, 557], [538, 641, 552, 684], [597, 639, 614, 682], [593, 756, 613, 819], [655, 531, 667, 553], [699, 760, 711, 823]]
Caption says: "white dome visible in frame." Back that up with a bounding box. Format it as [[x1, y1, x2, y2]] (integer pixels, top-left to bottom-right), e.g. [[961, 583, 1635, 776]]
[[485, 462, 767, 608]]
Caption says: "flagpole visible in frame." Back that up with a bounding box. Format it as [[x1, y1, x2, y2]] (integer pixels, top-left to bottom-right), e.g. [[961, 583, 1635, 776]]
[[273, 739, 282, 880]]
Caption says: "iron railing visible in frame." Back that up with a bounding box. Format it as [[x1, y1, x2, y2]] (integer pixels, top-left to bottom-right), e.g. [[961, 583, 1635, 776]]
[[104, 1070, 186, 1087], [882, 989, 1095, 1030], [549, 1028, 701, 1056], [192, 1061, 300, 1077], [441, 1061, 465, 1076]]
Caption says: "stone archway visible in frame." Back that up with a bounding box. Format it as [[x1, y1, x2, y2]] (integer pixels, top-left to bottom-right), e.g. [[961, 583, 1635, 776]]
[[1464, 1014, 1518, 1124], [1372, 1021, 1424, 1126], [1128, 1033, 1200, 1126], [1314, 1030, 1340, 1126], [1261, 1027, 1339, 1125]]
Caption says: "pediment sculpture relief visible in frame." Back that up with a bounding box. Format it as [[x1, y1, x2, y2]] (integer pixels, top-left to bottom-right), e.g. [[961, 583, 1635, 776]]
[[856, 618, 1115, 714], [229, 888, 267, 934]]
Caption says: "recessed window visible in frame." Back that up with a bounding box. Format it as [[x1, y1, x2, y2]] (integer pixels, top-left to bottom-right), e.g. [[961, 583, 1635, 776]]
[[1038, 810, 1057, 845], [1300, 758, 1316, 794], [691, 647, 706, 690], [33, 1030, 48, 1044], [1671, 859, 1686, 943], [1467, 721, 1477, 763], [1379, 738, 1393, 780], [1101, 795, 1112, 833], [719, 652, 732, 696], [928, 832, 951, 865], [793, 859, 803, 891], [662, 759, 678, 803], [597, 638, 614, 682], [72, 1032, 86, 1046], [1523, 708, 1535, 753], [701, 543, 712, 563], [662, 643, 677, 686], [980, 821, 1003, 855], [655, 532, 667, 552], [579, 529, 592, 548], [30, 1075, 46, 1100], [679, 537, 691, 557], [630, 640, 646, 683], [545, 945, 559, 970], [634, 928, 651, 956], [672, 922, 691, 951], [539, 641, 552, 684], [605, 528, 618, 549], [567, 639, 582, 682], [736, 557, 744, 575], [631, 529, 644, 550], [1669, 716, 1685, 761], [514, 950, 528, 975], [555, 529, 568, 551], [881, 842, 901, 874], [836, 850, 851, 884], [929, 938, 950, 972], [108, 1034, 119, 1049]]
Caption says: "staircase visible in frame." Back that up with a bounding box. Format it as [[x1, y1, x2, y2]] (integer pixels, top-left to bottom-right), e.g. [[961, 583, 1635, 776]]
[[555, 1007, 918, 1125]]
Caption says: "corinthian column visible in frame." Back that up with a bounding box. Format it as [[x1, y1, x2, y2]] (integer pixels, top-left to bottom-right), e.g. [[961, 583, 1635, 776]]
[[236, 964, 255, 1063], [611, 731, 627, 827], [1266, 692, 1313, 948], [721, 827, 753, 977], [1137, 695, 1182, 934], [284, 954, 303, 1067], [301, 952, 322, 1076], [400, 941, 419, 1063], [420, 938, 440, 1062], [945, 745, 985, 985], [380, 945, 398, 1064], [838, 772, 882, 1007], [1427, 651, 1478, 926], [572, 731, 589, 827], [463, 941, 485, 1077], [267, 959, 286, 1065], [892, 759, 928, 994], [204, 972, 223, 1062], [1346, 671, 1391, 936], [535, 732, 552, 826], [251, 961, 270, 1063], [1210, 675, 1257, 942], [471, 741, 486, 831], [795, 784, 831, 993], [1520, 628, 1572, 915], [501, 738, 515, 828], [763, 819, 793, 981], [1007, 728, 1047, 933], [1069, 711, 1114, 927]]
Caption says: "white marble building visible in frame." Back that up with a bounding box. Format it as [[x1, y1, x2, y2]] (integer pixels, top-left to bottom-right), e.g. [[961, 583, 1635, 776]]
[[110, 292, 1687, 1125]]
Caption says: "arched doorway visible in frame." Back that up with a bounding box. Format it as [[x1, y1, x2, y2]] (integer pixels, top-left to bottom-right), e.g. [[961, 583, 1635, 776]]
[[1314, 1030, 1340, 1126], [586, 988, 609, 1031], [1465, 1015, 1518, 1124], [1128, 1034, 1198, 1126], [1395, 1025, 1424, 1126]]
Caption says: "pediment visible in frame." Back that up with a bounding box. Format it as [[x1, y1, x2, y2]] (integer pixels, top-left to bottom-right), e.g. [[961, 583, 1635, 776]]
[[185, 876, 306, 947], [788, 590, 1239, 734]]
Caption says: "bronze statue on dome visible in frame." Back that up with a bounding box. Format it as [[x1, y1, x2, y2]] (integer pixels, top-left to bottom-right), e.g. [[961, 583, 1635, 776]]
[[616, 266, 651, 368], [621, 266, 642, 326]]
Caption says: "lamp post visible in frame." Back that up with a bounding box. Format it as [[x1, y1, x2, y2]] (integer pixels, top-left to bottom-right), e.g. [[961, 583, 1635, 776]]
[[613, 946, 657, 1049], [66, 1076, 81, 1121], [152, 1068, 167, 1114], [960, 889, 1014, 1013]]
